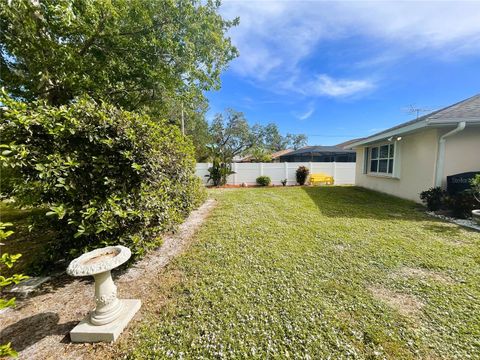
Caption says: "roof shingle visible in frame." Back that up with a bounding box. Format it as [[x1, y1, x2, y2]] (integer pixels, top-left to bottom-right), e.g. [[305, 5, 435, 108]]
[[354, 93, 480, 145]]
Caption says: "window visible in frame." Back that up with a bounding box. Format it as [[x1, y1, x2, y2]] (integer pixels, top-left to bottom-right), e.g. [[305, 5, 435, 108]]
[[369, 143, 394, 175]]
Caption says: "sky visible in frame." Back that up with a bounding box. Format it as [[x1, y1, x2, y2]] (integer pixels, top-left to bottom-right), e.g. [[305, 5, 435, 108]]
[[206, 0, 480, 145]]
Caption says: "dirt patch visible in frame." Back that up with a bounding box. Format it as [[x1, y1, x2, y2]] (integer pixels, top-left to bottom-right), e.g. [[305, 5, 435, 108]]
[[387, 213, 403, 218], [0, 199, 216, 360], [396, 267, 454, 285], [369, 285, 424, 317], [333, 244, 348, 251]]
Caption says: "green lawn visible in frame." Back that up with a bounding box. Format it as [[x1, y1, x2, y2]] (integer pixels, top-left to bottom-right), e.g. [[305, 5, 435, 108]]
[[124, 186, 480, 359]]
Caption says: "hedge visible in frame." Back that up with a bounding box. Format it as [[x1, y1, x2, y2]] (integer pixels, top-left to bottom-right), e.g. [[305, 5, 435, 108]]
[[0, 94, 206, 261]]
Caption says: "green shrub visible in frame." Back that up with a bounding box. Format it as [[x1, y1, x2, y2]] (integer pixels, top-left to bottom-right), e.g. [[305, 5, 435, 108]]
[[0, 222, 28, 358], [206, 159, 234, 186], [256, 176, 271, 187], [0, 166, 19, 198], [0, 94, 205, 261], [445, 190, 477, 219], [420, 187, 446, 211], [470, 174, 480, 203], [296, 166, 309, 185]]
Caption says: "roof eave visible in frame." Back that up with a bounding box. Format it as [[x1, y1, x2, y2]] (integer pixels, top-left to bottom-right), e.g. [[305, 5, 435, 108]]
[[427, 117, 480, 124], [349, 120, 429, 148], [350, 118, 480, 149]]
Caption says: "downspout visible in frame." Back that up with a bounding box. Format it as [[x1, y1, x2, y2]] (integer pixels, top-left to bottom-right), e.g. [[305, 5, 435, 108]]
[[434, 121, 466, 187]]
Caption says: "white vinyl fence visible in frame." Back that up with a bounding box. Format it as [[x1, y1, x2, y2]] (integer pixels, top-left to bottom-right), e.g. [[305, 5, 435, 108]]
[[196, 162, 356, 186]]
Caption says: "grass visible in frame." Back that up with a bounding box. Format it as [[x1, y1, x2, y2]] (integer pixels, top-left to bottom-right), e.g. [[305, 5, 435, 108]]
[[5, 187, 479, 358], [0, 202, 55, 276], [122, 186, 480, 359]]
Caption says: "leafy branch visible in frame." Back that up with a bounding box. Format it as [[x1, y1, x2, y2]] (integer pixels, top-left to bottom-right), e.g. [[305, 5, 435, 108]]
[[0, 222, 28, 358]]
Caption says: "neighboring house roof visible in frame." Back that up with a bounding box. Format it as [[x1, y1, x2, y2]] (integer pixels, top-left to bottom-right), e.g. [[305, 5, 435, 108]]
[[335, 138, 366, 149], [281, 145, 355, 156], [349, 93, 480, 148], [238, 149, 294, 162], [270, 149, 295, 158]]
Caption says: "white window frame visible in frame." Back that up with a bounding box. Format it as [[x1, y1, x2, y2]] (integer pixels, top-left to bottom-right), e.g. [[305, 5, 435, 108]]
[[368, 143, 395, 177]]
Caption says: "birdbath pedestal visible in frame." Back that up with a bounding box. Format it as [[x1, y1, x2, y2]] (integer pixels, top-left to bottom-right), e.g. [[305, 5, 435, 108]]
[[66, 245, 141, 342]]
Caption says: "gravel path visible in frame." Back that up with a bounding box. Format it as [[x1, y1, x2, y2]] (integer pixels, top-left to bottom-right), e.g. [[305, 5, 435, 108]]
[[0, 199, 216, 360]]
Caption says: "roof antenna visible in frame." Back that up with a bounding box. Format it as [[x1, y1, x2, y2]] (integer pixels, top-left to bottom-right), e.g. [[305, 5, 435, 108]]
[[404, 104, 433, 119]]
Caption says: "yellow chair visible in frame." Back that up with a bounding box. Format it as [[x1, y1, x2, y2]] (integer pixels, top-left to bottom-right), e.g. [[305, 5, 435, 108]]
[[310, 173, 334, 185]]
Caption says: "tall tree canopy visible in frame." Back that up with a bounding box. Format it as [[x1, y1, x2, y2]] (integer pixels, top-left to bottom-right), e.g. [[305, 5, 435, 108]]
[[0, 0, 238, 115], [208, 109, 257, 162], [285, 133, 308, 150], [207, 109, 308, 163], [259, 123, 308, 151]]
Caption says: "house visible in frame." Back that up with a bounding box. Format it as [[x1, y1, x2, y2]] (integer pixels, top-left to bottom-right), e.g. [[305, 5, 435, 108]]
[[238, 149, 294, 163], [349, 94, 480, 202], [278, 145, 356, 162]]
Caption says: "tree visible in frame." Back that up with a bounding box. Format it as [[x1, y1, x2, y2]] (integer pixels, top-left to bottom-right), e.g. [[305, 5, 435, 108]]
[[0, 0, 238, 114], [163, 94, 212, 161], [205, 113, 308, 165], [204, 109, 258, 185], [286, 133, 308, 150], [258, 123, 308, 152], [262, 123, 287, 152], [249, 147, 272, 162], [209, 109, 258, 162]]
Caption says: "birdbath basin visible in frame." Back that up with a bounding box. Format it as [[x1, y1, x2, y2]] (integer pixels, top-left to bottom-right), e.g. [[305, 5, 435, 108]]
[[67, 245, 141, 342], [472, 209, 480, 225]]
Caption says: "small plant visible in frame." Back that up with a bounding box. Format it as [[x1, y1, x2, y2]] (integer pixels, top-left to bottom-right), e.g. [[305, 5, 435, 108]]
[[256, 176, 271, 187], [206, 159, 235, 186], [296, 166, 309, 185], [420, 187, 446, 211], [281, 179, 287, 187], [0, 222, 28, 358], [445, 190, 477, 219], [470, 174, 480, 203]]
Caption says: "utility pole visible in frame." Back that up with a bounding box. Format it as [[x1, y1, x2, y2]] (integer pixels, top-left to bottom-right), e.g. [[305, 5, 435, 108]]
[[181, 103, 185, 135]]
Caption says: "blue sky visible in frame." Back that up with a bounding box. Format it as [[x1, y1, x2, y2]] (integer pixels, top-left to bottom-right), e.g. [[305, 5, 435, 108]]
[[206, 0, 480, 145]]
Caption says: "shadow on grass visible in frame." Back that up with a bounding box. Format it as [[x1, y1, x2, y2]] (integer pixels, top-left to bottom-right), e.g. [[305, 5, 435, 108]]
[[0, 312, 77, 352], [422, 223, 465, 237], [301, 186, 424, 221], [0, 202, 57, 277]]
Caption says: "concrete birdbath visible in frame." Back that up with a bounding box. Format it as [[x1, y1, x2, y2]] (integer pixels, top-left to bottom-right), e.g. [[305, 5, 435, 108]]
[[472, 209, 480, 225], [66, 245, 141, 342]]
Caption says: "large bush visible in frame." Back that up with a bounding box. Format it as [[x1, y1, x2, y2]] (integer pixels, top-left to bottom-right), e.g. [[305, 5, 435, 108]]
[[0, 94, 205, 260], [445, 191, 477, 219]]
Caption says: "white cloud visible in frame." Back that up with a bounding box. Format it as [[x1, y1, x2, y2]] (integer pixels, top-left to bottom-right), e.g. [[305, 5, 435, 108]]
[[307, 74, 375, 97], [295, 103, 315, 120], [282, 73, 375, 98], [221, 0, 480, 96]]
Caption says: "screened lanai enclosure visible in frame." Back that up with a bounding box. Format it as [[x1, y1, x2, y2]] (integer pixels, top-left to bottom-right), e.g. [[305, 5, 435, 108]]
[[278, 146, 356, 162]]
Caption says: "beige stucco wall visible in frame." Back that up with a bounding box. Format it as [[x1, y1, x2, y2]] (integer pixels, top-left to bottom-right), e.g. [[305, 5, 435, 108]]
[[442, 126, 480, 186], [355, 128, 439, 202]]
